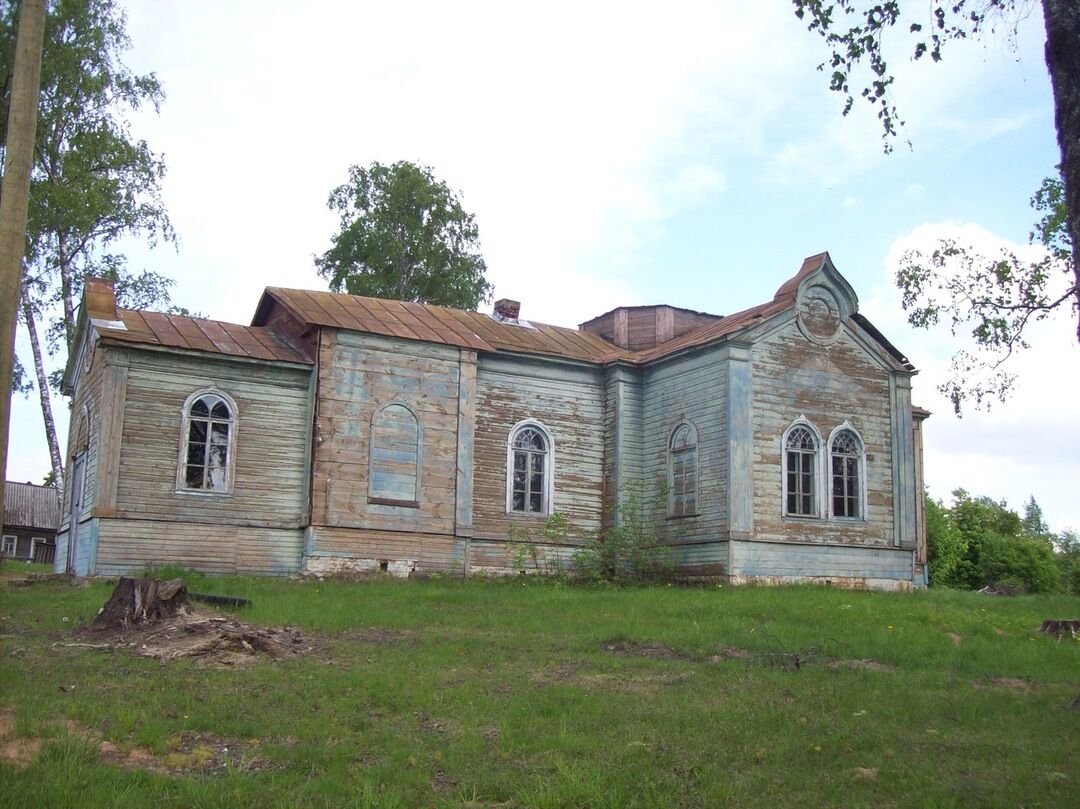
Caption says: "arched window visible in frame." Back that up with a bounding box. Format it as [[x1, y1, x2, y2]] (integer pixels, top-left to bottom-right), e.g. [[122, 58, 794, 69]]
[[506, 421, 554, 515], [369, 402, 421, 507], [830, 426, 864, 519], [783, 420, 821, 517], [178, 390, 237, 493], [669, 422, 698, 517]]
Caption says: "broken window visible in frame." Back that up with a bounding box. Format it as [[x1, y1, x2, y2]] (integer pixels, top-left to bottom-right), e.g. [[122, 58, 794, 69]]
[[784, 423, 819, 517], [179, 391, 236, 493], [507, 422, 553, 515], [669, 423, 698, 517], [830, 428, 863, 519], [368, 403, 421, 506]]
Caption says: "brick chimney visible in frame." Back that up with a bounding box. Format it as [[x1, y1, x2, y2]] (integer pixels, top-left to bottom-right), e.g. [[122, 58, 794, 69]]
[[493, 298, 520, 321], [83, 277, 120, 322]]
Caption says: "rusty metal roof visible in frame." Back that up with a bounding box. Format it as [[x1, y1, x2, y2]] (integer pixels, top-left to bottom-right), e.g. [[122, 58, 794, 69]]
[[260, 288, 627, 363], [97, 310, 313, 365], [3, 482, 60, 531]]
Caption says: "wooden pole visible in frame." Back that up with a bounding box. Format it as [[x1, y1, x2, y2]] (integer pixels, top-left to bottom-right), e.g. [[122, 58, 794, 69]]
[[0, 0, 47, 520]]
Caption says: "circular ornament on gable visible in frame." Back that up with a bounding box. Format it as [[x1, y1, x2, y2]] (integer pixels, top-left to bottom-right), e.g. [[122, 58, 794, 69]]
[[797, 285, 842, 345]]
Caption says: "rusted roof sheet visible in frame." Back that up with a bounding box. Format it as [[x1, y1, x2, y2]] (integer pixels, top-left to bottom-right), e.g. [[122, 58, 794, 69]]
[[261, 288, 626, 363], [3, 482, 60, 531], [97, 310, 312, 365]]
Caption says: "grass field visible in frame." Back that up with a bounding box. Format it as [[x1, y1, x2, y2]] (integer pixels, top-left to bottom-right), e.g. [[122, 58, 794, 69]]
[[1, 565, 1078, 807]]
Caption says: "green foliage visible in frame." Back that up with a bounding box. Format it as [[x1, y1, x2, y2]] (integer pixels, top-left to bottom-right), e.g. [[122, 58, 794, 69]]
[[1054, 529, 1080, 596], [895, 170, 1076, 414], [928, 489, 1063, 594], [10, 354, 34, 396], [570, 488, 673, 585], [315, 160, 492, 310], [925, 492, 967, 587]]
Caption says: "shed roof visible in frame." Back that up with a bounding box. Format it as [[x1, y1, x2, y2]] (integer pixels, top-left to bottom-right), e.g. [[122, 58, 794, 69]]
[[3, 482, 60, 532], [255, 287, 626, 363], [97, 310, 312, 365]]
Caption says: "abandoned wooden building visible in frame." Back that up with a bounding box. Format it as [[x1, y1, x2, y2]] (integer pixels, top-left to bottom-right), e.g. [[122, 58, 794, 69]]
[[3, 481, 60, 564], [54, 252, 929, 589]]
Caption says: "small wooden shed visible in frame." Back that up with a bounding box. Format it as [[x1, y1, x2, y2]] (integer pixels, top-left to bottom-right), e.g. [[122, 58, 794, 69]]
[[2, 481, 60, 564]]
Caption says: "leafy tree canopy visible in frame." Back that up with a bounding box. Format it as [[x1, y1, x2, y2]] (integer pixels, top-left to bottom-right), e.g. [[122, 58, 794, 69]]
[[315, 161, 492, 310]]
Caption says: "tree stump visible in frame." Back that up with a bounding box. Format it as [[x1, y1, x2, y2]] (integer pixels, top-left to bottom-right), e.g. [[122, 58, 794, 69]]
[[92, 577, 187, 631], [1039, 619, 1080, 638]]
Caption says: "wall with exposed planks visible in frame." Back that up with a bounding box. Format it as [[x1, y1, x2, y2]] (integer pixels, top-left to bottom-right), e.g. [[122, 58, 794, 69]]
[[95, 518, 304, 576], [640, 345, 729, 544], [311, 330, 463, 537], [749, 315, 898, 549], [108, 347, 313, 536], [306, 525, 463, 576], [472, 355, 605, 544], [729, 539, 914, 589], [602, 365, 643, 529]]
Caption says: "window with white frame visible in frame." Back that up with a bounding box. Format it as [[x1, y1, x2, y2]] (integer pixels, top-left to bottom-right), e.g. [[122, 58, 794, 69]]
[[506, 421, 554, 515], [669, 422, 698, 517], [368, 402, 421, 506], [178, 390, 237, 493], [2, 535, 15, 555], [783, 421, 820, 517], [830, 427, 864, 519]]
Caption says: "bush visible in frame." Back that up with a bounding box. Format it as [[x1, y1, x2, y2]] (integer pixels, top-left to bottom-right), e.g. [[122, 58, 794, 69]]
[[570, 489, 672, 585]]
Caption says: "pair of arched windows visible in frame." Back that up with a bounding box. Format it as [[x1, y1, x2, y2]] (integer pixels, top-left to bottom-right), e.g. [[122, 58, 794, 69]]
[[178, 390, 236, 493], [506, 421, 554, 515], [782, 419, 865, 520]]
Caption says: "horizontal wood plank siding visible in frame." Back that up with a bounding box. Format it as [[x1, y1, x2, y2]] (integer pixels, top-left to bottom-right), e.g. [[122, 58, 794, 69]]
[[731, 539, 912, 581], [95, 518, 304, 575], [641, 347, 729, 543], [307, 526, 463, 575], [472, 357, 604, 543], [312, 330, 461, 536], [112, 349, 312, 529], [751, 319, 895, 547]]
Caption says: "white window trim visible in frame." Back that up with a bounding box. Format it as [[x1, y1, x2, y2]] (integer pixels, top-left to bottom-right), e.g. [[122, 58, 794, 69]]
[[505, 419, 556, 516], [781, 416, 825, 519], [827, 421, 868, 522], [668, 421, 700, 518], [2, 535, 15, 555], [368, 400, 423, 507], [176, 387, 239, 496]]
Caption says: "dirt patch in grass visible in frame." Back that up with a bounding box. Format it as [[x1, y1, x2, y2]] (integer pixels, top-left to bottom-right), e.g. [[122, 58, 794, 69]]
[[0, 709, 266, 775], [335, 626, 414, 644], [602, 640, 690, 659], [828, 658, 896, 673], [76, 606, 317, 668], [973, 677, 1039, 692]]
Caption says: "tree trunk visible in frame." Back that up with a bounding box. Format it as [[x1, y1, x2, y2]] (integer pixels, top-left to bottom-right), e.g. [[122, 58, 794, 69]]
[[1041, 0, 1080, 342], [21, 282, 64, 501]]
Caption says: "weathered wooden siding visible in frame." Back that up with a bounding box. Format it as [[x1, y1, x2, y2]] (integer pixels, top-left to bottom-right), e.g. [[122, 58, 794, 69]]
[[306, 526, 462, 576], [311, 330, 462, 535], [750, 318, 895, 547], [111, 348, 312, 531], [641, 346, 729, 544], [730, 539, 913, 588], [602, 366, 643, 529], [472, 356, 605, 543], [95, 518, 304, 576]]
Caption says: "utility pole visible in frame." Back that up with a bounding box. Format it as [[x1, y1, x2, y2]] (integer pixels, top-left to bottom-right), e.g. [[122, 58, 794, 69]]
[[0, 0, 47, 521]]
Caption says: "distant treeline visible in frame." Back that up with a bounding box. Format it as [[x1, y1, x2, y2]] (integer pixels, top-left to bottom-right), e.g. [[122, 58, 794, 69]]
[[927, 491, 1079, 594]]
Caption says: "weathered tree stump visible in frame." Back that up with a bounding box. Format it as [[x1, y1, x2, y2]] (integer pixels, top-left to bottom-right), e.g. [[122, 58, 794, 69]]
[[92, 577, 187, 631], [1039, 619, 1080, 638]]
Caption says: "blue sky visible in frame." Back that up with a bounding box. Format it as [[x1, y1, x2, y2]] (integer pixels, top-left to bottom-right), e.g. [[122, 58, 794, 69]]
[[9, 1, 1077, 531]]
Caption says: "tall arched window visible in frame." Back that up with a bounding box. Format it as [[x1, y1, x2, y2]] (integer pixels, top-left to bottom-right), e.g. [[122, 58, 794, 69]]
[[783, 420, 821, 517], [830, 426, 864, 519], [178, 390, 237, 493], [506, 421, 554, 515], [669, 422, 698, 517], [369, 402, 421, 507]]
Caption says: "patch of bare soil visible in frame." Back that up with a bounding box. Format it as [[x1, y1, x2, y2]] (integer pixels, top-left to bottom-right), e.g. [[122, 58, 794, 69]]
[[80, 606, 316, 668], [828, 658, 896, 673], [972, 677, 1039, 692], [602, 640, 689, 660], [706, 646, 754, 662], [0, 708, 267, 774], [335, 626, 413, 644]]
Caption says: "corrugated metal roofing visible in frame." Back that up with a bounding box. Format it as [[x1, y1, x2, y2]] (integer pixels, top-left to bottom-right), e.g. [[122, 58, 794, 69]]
[[97, 310, 312, 365], [3, 482, 60, 531], [261, 288, 627, 363]]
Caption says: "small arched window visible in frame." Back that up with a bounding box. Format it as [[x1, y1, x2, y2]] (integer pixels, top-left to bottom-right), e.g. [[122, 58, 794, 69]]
[[669, 423, 698, 517], [783, 421, 820, 517], [369, 403, 421, 507], [178, 390, 237, 493], [506, 421, 554, 515], [830, 427, 864, 519]]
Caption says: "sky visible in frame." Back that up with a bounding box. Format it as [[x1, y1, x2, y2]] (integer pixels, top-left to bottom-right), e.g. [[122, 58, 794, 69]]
[[8, 1, 1078, 531]]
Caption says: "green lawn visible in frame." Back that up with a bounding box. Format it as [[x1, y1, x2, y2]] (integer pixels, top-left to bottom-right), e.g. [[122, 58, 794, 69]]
[[1, 572, 1077, 807]]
